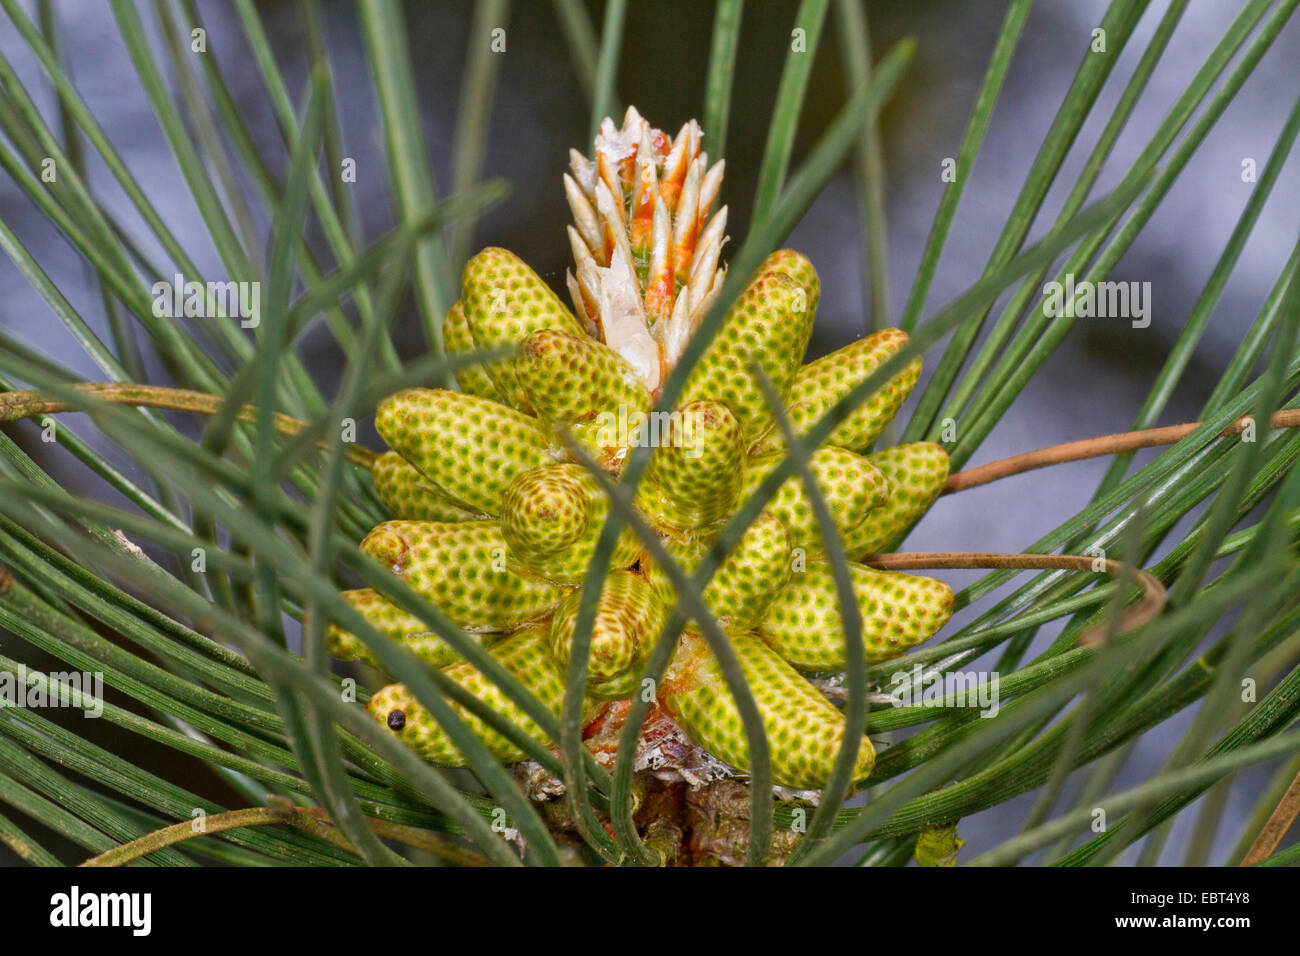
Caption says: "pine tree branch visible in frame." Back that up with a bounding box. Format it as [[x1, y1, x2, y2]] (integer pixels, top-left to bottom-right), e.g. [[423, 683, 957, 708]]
[[863, 552, 1166, 646], [0, 383, 377, 467], [9, 383, 1296, 491], [943, 410, 1300, 493], [79, 800, 494, 868]]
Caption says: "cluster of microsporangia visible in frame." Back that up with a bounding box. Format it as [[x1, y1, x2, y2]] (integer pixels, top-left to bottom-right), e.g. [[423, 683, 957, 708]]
[[328, 108, 954, 793]]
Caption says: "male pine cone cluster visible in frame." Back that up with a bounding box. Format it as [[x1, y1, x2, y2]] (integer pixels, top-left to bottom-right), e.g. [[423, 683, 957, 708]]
[[329, 109, 954, 790]]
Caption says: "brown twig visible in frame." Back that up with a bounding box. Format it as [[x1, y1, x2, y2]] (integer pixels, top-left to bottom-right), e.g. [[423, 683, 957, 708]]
[[862, 552, 1166, 646], [0, 383, 378, 467], [79, 801, 491, 867], [943, 409, 1300, 494], [1240, 767, 1300, 866], [80, 807, 302, 867]]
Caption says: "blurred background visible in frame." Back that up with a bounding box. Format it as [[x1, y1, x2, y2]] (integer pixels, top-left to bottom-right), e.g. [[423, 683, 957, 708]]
[[2, 0, 1299, 864]]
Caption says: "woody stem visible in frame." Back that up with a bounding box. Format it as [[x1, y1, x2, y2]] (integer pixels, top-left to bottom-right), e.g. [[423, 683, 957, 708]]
[[0, 382, 377, 467], [79, 801, 491, 867], [942, 409, 1300, 494], [6, 383, 1296, 495]]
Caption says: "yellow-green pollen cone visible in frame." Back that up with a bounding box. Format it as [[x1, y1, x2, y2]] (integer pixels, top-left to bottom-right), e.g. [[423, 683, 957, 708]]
[[548, 570, 666, 699], [340, 107, 953, 791]]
